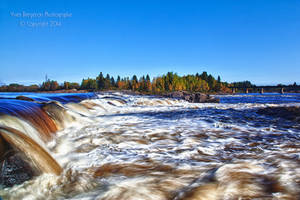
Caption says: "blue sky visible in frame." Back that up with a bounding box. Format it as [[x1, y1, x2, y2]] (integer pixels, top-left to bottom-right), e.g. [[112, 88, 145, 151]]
[[0, 0, 300, 85]]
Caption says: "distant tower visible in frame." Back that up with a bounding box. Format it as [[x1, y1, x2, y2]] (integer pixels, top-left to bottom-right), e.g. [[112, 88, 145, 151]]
[[45, 74, 48, 82], [260, 88, 264, 94]]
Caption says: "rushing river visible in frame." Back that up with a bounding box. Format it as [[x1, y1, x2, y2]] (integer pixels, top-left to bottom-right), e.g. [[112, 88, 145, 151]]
[[0, 92, 300, 200]]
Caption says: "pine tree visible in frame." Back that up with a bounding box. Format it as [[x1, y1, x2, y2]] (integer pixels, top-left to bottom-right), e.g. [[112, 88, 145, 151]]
[[145, 74, 151, 92], [105, 74, 111, 89], [200, 71, 208, 81], [97, 72, 105, 90], [110, 77, 115, 88]]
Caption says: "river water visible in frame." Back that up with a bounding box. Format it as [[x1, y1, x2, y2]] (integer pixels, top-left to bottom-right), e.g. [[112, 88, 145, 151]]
[[0, 92, 300, 200]]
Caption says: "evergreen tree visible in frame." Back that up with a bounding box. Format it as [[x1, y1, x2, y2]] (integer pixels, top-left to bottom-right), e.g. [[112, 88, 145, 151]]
[[132, 75, 138, 82], [207, 75, 215, 90], [200, 71, 208, 81], [145, 74, 151, 92], [104, 74, 111, 89], [97, 72, 105, 90], [146, 74, 150, 82], [110, 77, 115, 88]]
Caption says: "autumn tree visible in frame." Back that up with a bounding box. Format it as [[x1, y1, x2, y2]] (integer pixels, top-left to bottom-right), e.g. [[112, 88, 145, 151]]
[[131, 75, 138, 91], [81, 78, 97, 90]]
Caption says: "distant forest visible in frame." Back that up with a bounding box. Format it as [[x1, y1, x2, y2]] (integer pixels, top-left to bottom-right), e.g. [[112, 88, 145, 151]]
[[0, 71, 257, 94]]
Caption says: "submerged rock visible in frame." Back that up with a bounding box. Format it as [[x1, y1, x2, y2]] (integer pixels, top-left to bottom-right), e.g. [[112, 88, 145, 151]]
[[16, 96, 35, 102], [257, 106, 300, 122], [0, 152, 35, 188], [0, 136, 35, 188], [164, 91, 220, 103]]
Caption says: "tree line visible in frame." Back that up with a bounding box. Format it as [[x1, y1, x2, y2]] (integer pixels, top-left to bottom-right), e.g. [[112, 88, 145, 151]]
[[0, 71, 253, 93], [80, 72, 232, 93]]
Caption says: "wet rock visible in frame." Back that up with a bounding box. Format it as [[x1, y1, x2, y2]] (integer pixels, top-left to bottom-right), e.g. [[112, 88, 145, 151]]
[[257, 106, 300, 122], [164, 91, 220, 103], [0, 152, 35, 188], [16, 96, 35, 102], [0, 136, 7, 160]]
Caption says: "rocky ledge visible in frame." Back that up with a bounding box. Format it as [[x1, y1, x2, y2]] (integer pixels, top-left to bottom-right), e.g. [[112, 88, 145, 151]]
[[257, 106, 300, 122], [16, 95, 35, 101], [164, 91, 220, 103]]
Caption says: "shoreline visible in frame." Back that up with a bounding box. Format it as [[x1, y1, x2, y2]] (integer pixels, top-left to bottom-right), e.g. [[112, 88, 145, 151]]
[[0, 89, 299, 95]]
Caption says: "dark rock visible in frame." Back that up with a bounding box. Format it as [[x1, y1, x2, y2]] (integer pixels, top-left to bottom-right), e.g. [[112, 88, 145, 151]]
[[16, 96, 35, 102], [257, 106, 300, 122], [168, 91, 184, 98], [164, 91, 220, 103], [0, 152, 35, 188]]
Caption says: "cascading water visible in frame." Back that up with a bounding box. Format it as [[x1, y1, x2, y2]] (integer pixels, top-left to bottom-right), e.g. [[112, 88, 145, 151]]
[[0, 93, 93, 189], [0, 92, 299, 200]]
